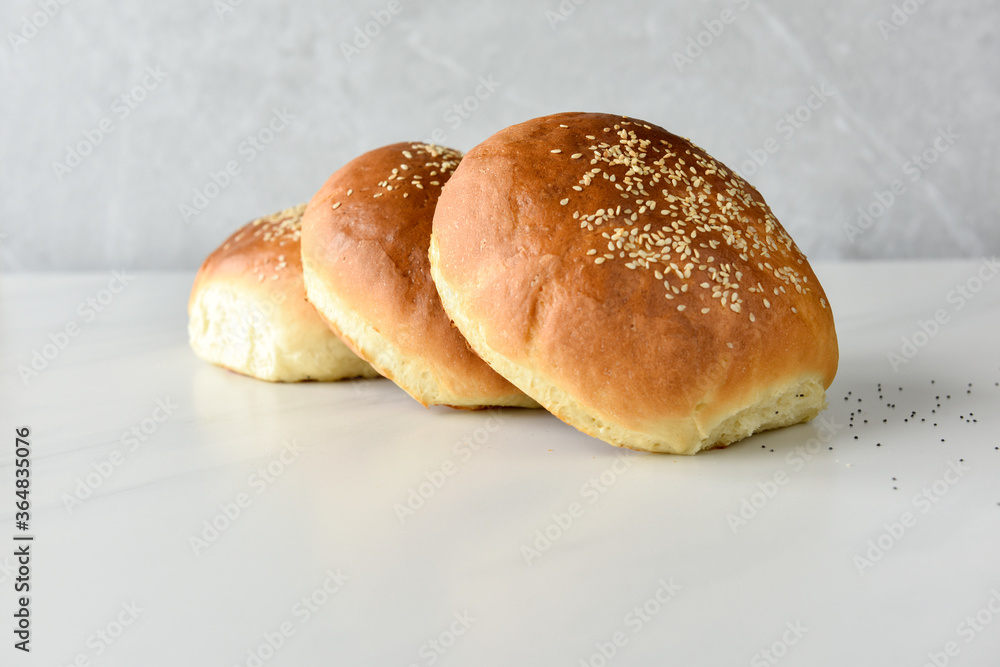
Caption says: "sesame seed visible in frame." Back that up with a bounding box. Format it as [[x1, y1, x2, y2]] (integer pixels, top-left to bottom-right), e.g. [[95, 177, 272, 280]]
[[560, 117, 810, 310], [331, 202, 341, 209], [560, 198, 570, 205], [677, 305, 686, 311], [551, 149, 562, 154], [571, 153, 583, 159], [595, 257, 606, 264]]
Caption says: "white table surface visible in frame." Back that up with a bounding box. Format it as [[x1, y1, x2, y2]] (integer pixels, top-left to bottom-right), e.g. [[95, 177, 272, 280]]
[[2, 261, 999, 666]]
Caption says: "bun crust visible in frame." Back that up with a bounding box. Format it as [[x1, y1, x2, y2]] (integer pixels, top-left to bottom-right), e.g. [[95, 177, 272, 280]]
[[188, 204, 378, 382], [300, 143, 538, 408], [430, 113, 839, 453]]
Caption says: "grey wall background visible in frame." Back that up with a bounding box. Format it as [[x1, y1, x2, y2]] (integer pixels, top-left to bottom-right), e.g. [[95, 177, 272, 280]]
[[1, 0, 997, 271]]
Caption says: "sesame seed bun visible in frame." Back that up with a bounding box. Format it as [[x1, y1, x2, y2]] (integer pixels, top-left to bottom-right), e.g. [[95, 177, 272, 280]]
[[429, 113, 839, 454], [188, 204, 378, 382], [300, 143, 538, 409]]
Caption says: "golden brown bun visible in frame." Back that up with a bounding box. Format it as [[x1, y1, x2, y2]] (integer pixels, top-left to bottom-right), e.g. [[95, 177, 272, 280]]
[[429, 112, 839, 453], [300, 143, 538, 408], [188, 204, 378, 382]]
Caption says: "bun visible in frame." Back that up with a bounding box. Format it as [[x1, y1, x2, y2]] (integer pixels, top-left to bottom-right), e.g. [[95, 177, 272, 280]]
[[429, 113, 839, 453], [300, 143, 538, 409], [188, 204, 378, 382]]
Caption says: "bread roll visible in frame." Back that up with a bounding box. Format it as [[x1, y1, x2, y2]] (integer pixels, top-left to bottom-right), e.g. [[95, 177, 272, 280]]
[[189, 204, 378, 382], [300, 143, 538, 409], [429, 113, 839, 453]]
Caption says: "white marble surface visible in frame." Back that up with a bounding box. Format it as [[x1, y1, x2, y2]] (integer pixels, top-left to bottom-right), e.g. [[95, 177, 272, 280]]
[[2, 261, 999, 665], [1, 1, 998, 271]]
